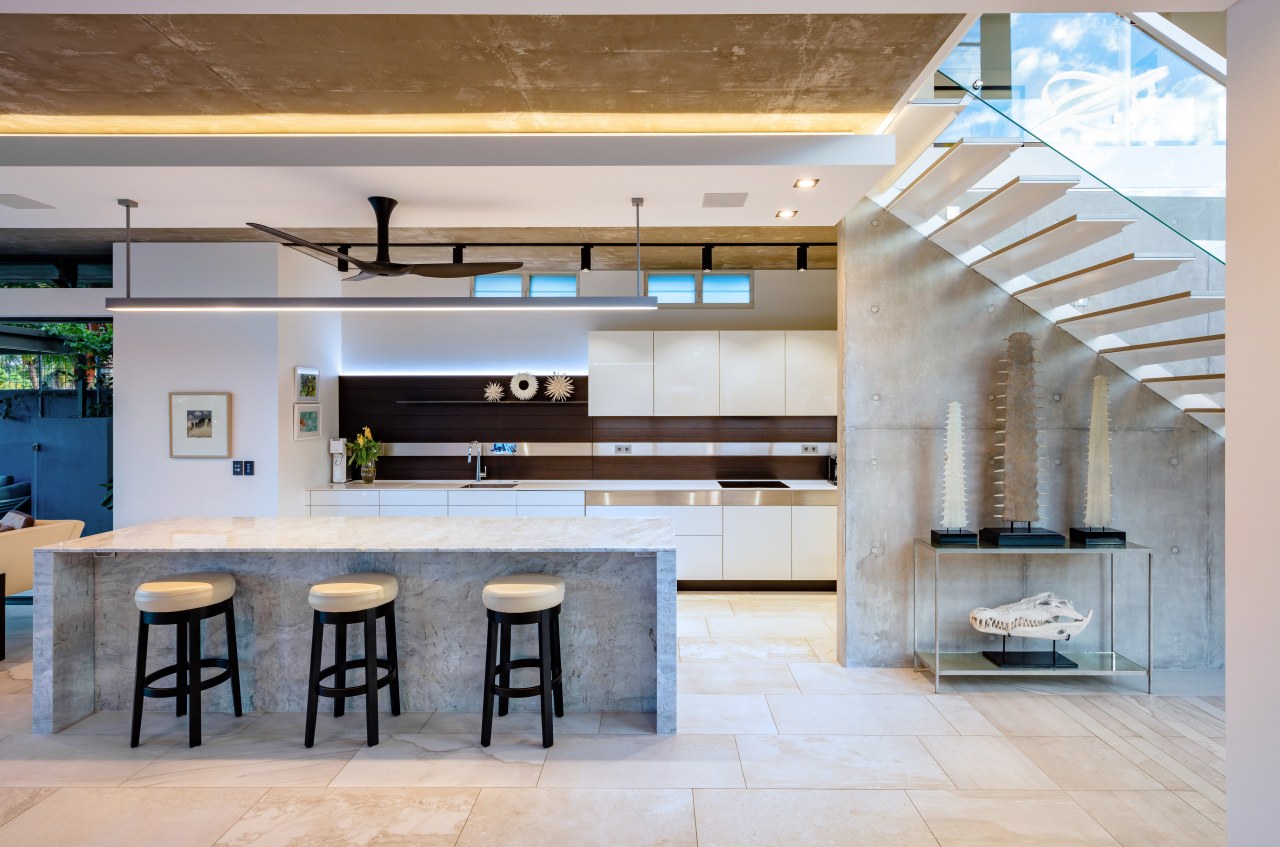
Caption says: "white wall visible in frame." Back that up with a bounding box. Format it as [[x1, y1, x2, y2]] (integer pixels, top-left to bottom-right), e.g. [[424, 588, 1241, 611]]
[[1227, 0, 1279, 842], [113, 242, 345, 526], [340, 269, 836, 374]]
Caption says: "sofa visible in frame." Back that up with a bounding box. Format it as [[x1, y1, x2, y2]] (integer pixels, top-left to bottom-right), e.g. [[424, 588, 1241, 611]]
[[0, 475, 31, 513], [1, 518, 84, 660]]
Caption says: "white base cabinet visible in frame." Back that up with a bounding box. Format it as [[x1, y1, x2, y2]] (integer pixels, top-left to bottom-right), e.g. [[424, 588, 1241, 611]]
[[676, 535, 724, 580], [722, 506, 793, 580], [791, 506, 837, 580]]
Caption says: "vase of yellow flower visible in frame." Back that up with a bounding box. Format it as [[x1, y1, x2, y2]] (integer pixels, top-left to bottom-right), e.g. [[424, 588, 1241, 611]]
[[348, 426, 383, 484]]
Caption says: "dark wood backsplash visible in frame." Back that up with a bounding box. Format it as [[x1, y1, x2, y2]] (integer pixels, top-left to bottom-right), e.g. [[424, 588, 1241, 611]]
[[339, 375, 836, 480]]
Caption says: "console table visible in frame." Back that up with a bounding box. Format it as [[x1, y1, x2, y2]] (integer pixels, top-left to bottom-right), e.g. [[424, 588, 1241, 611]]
[[912, 538, 1153, 694]]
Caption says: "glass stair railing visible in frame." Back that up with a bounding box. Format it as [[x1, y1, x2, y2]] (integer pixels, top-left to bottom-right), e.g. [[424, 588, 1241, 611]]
[[871, 91, 1225, 436]]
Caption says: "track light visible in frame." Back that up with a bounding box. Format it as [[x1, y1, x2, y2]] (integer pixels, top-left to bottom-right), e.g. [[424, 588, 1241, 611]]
[[702, 245, 714, 272], [452, 245, 464, 263], [580, 244, 592, 273], [797, 245, 809, 273]]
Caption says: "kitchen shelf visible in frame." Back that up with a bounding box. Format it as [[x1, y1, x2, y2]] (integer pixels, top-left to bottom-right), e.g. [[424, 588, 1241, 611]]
[[912, 538, 1153, 694]]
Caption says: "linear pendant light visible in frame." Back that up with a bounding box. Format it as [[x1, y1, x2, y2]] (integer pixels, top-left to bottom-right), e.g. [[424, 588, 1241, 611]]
[[105, 296, 658, 313]]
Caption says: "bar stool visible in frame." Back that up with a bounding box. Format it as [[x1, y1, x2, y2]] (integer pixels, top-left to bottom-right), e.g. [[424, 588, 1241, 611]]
[[305, 573, 401, 748], [130, 571, 243, 748], [480, 573, 565, 749]]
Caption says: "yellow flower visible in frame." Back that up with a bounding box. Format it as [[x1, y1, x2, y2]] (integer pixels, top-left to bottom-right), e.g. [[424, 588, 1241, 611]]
[[363, 426, 372, 438], [356, 434, 365, 445]]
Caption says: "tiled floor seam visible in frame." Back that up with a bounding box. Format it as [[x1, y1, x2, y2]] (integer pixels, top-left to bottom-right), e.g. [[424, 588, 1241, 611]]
[[0, 786, 59, 833], [901, 789, 945, 847], [205, 786, 270, 846]]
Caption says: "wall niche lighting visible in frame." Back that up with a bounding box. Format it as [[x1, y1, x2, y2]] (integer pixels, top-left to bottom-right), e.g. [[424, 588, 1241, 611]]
[[793, 178, 820, 189], [776, 209, 798, 219]]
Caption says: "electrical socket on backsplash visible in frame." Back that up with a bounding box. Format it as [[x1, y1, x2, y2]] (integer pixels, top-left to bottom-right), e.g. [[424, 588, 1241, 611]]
[[801, 444, 820, 455], [614, 444, 633, 456]]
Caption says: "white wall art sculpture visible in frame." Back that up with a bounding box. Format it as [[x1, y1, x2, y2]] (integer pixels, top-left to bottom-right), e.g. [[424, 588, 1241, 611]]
[[510, 373, 539, 401], [544, 373, 575, 402], [942, 401, 968, 529], [483, 381, 505, 402], [1084, 375, 1112, 528], [970, 592, 1093, 640]]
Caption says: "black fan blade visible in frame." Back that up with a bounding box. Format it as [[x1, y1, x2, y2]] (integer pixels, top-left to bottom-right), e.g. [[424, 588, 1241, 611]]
[[247, 223, 355, 263], [404, 261, 524, 279], [343, 271, 383, 282]]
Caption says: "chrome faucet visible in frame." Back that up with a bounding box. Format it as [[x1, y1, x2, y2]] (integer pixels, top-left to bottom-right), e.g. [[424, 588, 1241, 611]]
[[467, 441, 487, 483]]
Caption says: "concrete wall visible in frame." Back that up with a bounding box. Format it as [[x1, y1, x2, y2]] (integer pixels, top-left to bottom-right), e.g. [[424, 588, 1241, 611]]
[[836, 197, 1224, 670], [1227, 0, 1278, 841], [340, 269, 837, 374]]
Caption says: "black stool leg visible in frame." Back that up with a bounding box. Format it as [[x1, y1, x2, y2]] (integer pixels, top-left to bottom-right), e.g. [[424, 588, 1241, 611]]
[[333, 622, 347, 718], [384, 603, 402, 717], [304, 611, 324, 748], [550, 606, 564, 718], [129, 614, 149, 748], [364, 609, 379, 747], [187, 611, 202, 748], [224, 604, 243, 718], [538, 610, 554, 748], [480, 611, 498, 748], [497, 621, 511, 717], [175, 621, 188, 718]]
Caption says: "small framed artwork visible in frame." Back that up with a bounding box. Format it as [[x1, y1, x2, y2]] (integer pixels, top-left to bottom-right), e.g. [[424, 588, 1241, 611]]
[[294, 404, 322, 440], [294, 366, 319, 403], [170, 393, 232, 458]]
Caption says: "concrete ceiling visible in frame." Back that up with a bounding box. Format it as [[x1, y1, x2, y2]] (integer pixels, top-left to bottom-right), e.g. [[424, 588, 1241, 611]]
[[0, 13, 962, 134]]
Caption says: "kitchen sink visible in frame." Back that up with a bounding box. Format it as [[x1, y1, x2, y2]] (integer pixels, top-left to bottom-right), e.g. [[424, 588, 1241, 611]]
[[717, 480, 789, 489], [462, 482, 520, 488]]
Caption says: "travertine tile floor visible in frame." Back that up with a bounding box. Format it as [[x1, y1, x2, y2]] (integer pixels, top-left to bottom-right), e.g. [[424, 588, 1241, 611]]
[[0, 593, 1226, 845]]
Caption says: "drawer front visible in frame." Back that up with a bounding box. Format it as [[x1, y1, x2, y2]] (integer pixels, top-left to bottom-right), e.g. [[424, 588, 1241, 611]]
[[517, 505, 586, 518], [448, 490, 519, 507], [791, 505, 837, 580], [515, 490, 586, 507], [585, 505, 721, 535], [677, 535, 723, 580], [310, 489, 380, 507], [308, 505, 380, 517], [448, 505, 518, 517], [379, 490, 449, 507], [379, 505, 449, 517], [722, 505, 792, 580]]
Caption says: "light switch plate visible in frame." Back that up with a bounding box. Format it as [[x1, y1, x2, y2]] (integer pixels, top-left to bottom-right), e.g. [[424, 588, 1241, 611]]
[[243, 460, 255, 476], [232, 461, 243, 476]]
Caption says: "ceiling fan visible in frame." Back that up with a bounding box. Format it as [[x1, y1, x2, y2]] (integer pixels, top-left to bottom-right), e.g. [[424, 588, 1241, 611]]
[[247, 196, 523, 281]]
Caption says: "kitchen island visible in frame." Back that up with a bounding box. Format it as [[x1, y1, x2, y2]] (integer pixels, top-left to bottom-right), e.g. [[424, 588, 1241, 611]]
[[33, 516, 676, 734]]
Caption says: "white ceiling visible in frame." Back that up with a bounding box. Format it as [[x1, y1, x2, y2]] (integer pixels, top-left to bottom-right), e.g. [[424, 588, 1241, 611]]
[[0, 134, 893, 229]]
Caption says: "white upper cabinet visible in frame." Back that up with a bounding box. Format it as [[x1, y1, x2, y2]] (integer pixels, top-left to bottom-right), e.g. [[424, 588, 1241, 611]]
[[588, 331, 654, 416], [653, 331, 719, 416], [719, 330, 787, 416], [785, 330, 838, 416]]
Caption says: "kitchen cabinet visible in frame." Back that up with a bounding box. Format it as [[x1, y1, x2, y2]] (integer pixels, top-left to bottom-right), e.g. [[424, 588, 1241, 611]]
[[585, 504, 721, 535], [308, 505, 379, 517], [653, 331, 719, 416], [516, 489, 586, 517], [677, 535, 723, 580], [448, 489, 518, 517], [785, 331, 838, 416], [719, 331, 787, 416], [791, 505, 837, 580], [722, 505, 792, 580], [588, 331, 654, 416], [380, 489, 448, 516]]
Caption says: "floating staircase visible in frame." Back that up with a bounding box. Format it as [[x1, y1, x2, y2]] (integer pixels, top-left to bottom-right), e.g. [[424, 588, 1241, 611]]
[[872, 104, 1226, 437]]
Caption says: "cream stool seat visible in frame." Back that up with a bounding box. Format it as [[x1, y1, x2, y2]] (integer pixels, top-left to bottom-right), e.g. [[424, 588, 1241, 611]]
[[135, 572, 236, 614], [308, 573, 399, 613], [483, 573, 566, 614]]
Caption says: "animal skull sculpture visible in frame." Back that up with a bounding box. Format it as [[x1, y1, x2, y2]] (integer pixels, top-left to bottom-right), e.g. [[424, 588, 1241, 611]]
[[970, 592, 1093, 641]]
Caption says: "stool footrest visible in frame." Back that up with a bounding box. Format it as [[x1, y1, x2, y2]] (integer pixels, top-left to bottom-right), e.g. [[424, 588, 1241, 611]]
[[315, 657, 398, 700], [141, 658, 233, 699], [489, 657, 563, 699]]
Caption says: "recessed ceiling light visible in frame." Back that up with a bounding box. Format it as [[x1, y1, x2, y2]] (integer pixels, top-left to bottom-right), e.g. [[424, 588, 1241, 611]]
[[793, 179, 820, 189], [776, 209, 799, 219]]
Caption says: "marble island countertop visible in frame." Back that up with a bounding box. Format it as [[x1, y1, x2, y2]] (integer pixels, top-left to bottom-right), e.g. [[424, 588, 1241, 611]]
[[43, 516, 677, 554], [310, 478, 837, 492]]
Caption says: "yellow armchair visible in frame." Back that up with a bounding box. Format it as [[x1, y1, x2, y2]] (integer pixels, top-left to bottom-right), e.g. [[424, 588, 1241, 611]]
[[1, 519, 84, 660]]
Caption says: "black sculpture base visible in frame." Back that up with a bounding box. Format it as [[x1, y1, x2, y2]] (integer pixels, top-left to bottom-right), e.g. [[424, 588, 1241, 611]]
[[982, 649, 1078, 669], [1070, 527, 1127, 547], [931, 529, 978, 546], [978, 526, 1066, 548]]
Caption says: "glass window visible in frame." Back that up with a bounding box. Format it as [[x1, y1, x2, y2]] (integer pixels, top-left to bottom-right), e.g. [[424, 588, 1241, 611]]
[[701, 273, 752, 305], [528, 273, 578, 297], [646, 273, 697, 304], [472, 274, 523, 297]]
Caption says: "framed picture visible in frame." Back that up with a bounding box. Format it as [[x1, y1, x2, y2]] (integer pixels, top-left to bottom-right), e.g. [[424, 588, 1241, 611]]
[[293, 404, 322, 440], [170, 393, 231, 458], [294, 366, 319, 403]]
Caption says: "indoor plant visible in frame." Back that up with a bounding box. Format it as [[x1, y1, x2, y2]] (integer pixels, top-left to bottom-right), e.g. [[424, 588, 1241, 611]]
[[348, 426, 383, 484]]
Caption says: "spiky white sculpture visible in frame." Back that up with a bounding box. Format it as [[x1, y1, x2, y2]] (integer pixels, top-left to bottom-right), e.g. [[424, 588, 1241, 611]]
[[970, 593, 1093, 641], [1084, 375, 1112, 528], [941, 401, 967, 529], [483, 382, 505, 402], [544, 373, 575, 402]]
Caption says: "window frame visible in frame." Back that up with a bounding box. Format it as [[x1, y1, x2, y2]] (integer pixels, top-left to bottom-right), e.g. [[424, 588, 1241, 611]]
[[471, 271, 581, 298], [644, 269, 754, 308]]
